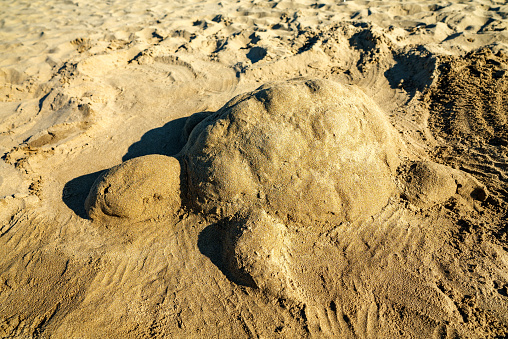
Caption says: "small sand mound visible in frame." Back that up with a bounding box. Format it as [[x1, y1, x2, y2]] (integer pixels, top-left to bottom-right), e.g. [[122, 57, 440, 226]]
[[400, 160, 488, 208], [400, 161, 457, 208], [181, 78, 401, 224], [222, 210, 299, 299], [85, 154, 181, 222]]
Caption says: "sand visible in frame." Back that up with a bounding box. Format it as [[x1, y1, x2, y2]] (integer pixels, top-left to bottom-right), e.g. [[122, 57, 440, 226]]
[[181, 79, 402, 225], [1, 0, 508, 337]]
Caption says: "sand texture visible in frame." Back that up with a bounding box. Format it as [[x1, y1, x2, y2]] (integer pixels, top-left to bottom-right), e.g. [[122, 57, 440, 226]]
[[1, 0, 508, 338]]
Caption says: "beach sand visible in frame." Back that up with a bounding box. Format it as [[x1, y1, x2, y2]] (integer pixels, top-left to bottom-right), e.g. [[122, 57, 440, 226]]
[[1, 0, 508, 337]]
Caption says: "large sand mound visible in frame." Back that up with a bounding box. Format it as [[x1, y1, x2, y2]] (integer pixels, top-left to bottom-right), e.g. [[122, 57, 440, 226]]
[[181, 78, 401, 225]]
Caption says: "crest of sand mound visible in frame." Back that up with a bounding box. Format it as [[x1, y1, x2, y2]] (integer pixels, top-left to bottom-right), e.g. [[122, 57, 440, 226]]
[[181, 78, 401, 224]]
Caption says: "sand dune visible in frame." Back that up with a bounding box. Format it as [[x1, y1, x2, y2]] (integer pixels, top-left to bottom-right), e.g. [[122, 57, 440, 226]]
[[1, 0, 508, 337]]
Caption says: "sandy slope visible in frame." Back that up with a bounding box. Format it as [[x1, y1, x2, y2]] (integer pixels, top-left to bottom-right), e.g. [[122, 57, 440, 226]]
[[1, 0, 508, 337]]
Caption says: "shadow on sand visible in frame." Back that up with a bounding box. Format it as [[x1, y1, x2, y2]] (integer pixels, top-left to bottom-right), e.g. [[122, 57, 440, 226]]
[[197, 222, 249, 287]]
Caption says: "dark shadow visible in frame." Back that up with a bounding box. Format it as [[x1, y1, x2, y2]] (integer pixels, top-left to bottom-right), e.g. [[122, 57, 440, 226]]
[[122, 117, 188, 161], [197, 223, 225, 270], [297, 36, 319, 54], [478, 18, 498, 34], [246, 47, 267, 63], [197, 222, 250, 286], [249, 33, 260, 45], [384, 46, 436, 98], [442, 32, 463, 42], [62, 170, 104, 218], [348, 29, 378, 55]]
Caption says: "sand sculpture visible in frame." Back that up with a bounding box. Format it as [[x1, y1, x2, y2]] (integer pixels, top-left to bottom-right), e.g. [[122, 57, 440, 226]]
[[85, 78, 487, 296]]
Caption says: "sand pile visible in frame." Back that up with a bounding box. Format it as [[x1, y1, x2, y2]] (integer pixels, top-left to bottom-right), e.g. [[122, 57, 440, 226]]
[[86, 78, 402, 226], [85, 154, 181, 223], [182, 78, 401, 225]]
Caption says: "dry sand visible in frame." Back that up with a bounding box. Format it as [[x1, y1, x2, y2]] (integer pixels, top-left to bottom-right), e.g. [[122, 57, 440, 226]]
[[1, 0, 508, 337]]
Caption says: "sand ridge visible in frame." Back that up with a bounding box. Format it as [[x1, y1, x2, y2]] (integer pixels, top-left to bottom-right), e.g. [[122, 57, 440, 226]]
[[1, 0, 508, 338]]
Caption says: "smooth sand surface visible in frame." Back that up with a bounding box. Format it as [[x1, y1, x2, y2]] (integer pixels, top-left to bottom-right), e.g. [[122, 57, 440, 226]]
[[1, 0, 508, 337]]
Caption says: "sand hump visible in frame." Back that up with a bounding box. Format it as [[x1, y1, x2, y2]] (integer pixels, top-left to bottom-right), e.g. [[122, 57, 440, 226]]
[[181, 78, 402, 224], [222, 210, 300, 299], [85, 154, 181, 222], [400, 160, 488, 208]]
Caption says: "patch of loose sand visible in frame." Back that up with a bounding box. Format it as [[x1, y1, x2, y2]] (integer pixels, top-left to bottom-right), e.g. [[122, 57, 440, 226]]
[[1, 0, 508, 338]]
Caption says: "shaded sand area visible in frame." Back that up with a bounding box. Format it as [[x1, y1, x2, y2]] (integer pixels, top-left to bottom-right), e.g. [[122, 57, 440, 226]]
[[1, 0, 508, 337]]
